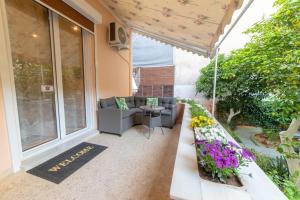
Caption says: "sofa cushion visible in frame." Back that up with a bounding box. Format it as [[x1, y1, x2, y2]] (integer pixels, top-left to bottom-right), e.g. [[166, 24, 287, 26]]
[[100, 97, 117, 109], [146, 97, 158, 106], [116, 97, 129, 110], [121, 108, 139, 118], [123, 96, 135, 108], [134, 96, 146, 108], [158, 97, 176, 109]]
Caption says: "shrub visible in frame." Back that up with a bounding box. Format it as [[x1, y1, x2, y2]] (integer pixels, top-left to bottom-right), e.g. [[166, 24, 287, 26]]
[[264, 128, 281, 142], [189, 104, 209, 118], [268, 171, 300, 200], [253, 150, 300, 200]]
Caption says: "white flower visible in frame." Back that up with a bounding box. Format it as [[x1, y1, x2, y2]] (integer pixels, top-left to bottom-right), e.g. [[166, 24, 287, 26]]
[[194, 126, 227, 142]]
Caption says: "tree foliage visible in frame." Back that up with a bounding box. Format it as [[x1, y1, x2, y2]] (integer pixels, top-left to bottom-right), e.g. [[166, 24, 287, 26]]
[[237, 0, 300, 121], [196, 0, 300, 126]]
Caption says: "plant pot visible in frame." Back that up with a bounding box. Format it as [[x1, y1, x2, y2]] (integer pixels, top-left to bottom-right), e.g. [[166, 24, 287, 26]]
[[176, 103, 185, 124], [193, 130, 247, 191], [197, 165, 247, 191]]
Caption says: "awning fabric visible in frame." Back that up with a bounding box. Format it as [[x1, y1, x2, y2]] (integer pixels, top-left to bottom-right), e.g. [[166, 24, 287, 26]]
[[100, 0, 243, 57]]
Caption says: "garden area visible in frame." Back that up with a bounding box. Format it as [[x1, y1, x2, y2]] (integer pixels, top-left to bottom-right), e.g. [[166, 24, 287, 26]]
[[194, 0, 299, 199]]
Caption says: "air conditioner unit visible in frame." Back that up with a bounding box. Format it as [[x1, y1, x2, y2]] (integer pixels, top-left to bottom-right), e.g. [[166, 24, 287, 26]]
[[108, 22, 129, 50]]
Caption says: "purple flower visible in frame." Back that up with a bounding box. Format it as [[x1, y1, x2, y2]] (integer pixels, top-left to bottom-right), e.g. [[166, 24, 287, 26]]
[[196, 138, 256, 182], [228, 141, 239, 148], [241, 148, 256, 161], [215, 157, 232, 169], [215, 159, 224, 168], [229, 149, 236, 155], [228, 156, 239, 168], [222, 148, 232, 156], [195, 139, 207, 145], [214, 140, 222, 145], [210, 150, 222, 160]]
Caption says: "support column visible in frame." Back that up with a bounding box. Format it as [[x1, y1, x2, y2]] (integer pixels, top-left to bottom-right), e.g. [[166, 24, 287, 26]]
[[212, 48, 219, 116]]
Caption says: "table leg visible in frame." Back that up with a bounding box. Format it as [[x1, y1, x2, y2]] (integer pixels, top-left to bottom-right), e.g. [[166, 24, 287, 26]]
[[161, 127, 164, 135], [148, 111, 152, 139], [160, 110, 164, 135], [148, 128, 151, 139]]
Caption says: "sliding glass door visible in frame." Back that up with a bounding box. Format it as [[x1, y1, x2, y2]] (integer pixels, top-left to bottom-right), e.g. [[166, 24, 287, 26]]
[[58, 17, 86, 134], [5, 0, 89, 152], [5, 0, 58, 151]]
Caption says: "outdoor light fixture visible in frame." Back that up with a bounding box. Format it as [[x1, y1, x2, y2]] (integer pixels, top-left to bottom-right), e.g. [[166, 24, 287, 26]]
[[32, 33, 38, 38], [72, 26, 79, 31]]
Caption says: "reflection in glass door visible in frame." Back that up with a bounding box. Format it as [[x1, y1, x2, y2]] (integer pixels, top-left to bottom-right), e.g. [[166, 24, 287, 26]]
[[5, 0, 58, 151], [59, 16, 86, 134]]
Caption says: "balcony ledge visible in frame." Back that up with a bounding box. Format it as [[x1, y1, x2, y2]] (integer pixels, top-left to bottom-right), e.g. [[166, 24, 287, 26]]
[[170, 104, 288, 200]]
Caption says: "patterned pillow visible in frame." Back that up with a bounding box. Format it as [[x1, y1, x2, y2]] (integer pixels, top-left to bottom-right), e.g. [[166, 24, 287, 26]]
[[116, 97, 129, 110], [146, 97, 158, 107]]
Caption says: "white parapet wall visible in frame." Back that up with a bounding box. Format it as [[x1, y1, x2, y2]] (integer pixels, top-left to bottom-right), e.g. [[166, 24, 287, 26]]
[[170, 104, 288, 200]]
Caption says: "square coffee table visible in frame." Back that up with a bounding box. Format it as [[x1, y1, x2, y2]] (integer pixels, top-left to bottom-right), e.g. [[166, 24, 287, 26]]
[[140, 105, 165, 139]]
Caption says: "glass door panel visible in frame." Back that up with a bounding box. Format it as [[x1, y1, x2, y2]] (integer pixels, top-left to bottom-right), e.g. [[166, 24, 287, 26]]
[[5, 0, 58, 151], [58, 16, 86, 134]]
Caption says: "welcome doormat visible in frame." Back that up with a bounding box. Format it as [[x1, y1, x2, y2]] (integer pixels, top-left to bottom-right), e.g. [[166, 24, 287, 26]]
[[27, 142, 107, 184]]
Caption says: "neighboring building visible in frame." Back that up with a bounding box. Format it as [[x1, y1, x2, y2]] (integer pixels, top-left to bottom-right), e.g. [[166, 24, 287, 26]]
[[173, 48, 210, 99], [132, 33, 209, 99], [132, 33, 174, 97], [134, 66, 175, 97]]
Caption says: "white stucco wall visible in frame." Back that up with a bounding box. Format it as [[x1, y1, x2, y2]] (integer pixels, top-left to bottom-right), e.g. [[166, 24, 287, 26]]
[[174, 47, 210, 99]]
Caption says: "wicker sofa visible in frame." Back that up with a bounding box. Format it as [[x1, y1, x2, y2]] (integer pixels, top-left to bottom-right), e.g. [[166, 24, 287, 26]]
[[98, 96, 176, 136]]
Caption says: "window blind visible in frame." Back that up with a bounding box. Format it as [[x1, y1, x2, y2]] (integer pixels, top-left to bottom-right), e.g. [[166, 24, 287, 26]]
[[40, 0, 94, 32]]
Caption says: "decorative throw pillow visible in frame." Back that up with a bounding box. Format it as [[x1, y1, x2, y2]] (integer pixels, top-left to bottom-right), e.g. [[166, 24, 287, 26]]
[[146, 97, 158, 107], [116, 97, 129, 110]]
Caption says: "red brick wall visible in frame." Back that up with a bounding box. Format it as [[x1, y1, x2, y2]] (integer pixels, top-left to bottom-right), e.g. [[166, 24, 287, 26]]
[[135, 66, 174, 97], [140, 66, 174, 85]]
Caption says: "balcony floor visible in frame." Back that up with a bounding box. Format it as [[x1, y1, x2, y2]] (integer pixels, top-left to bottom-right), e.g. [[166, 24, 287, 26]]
[[0, 125, 180, 200]]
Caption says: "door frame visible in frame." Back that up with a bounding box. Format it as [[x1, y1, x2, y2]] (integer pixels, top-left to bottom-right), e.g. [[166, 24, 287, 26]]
[[0, 0, 98, 171]]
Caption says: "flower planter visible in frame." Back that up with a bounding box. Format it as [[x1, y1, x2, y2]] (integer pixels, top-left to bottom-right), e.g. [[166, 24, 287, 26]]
[[176, 103, 185, 124], [189, 105, 255, 192], [195, 141, 247, 190], [171, 103, 288, 200], [198, 164, 247, 190]]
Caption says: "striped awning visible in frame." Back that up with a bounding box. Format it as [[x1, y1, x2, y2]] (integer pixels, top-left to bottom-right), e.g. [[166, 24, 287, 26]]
[[100, 0, 244, 56]]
